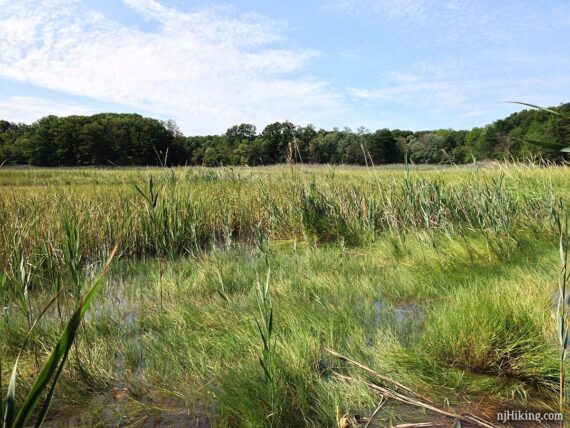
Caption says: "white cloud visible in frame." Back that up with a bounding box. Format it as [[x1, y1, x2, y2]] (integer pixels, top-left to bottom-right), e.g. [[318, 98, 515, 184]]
[[0, 96, 98, 123], [320, 0, 563, 47], [348, 65, 570, 127], [321, 0, 461, 19], [0, 0, 342, 133], [348, 67, 477, 114]]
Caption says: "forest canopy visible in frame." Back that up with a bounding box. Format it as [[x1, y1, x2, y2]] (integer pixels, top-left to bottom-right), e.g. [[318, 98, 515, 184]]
[[1, 104, 569, 167]]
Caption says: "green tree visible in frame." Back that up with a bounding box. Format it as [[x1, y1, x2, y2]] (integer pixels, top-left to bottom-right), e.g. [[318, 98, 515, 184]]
[[259, 121, 295, 163], [366, 129, 402, 164]]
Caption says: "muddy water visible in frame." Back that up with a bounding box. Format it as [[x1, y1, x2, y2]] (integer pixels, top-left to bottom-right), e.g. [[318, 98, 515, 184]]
[[369, 297, 421, 344], [45, 272, 216, 427]]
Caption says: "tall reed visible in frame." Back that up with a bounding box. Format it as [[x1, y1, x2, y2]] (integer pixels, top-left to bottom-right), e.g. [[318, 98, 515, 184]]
[[62, 217, 84, 300], [553, 199, 569, 413], [255, 270, 276, 419], [2, 245, 117, 428]]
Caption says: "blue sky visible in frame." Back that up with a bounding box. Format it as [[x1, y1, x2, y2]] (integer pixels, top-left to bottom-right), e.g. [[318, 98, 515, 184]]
[[0, 0, 569, 134]]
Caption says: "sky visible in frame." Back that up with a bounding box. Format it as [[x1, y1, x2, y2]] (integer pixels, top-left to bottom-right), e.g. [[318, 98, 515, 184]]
[[0, 0, 569, 135]]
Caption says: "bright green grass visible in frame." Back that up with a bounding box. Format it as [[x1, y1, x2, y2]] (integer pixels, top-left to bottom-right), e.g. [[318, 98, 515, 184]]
[[2, 231, 561, 426], [0, 164, 568, 426]]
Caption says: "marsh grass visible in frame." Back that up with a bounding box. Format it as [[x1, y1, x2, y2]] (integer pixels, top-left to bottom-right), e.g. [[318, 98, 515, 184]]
[[2, 245, 116, 428], [0, 164, 569, 425], [0, 164, 563, 271], [254, 270, 276, 420], [62, 217, 84, 300], [553, 199, 570, 412], [5, 233, 556, 424]]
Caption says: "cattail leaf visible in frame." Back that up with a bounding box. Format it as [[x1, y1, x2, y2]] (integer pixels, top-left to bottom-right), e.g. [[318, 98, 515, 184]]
[[255, 320, 265, 344], [12, 298, 82, 428], [259, 358, 272, 383], [507, 101, 562, 115], [4, 360, 17, 428], [217, 290, 228, 302], [3, 287, 63, 428], [33, 331, 74, 428], [10, 245, 117, 428], [133, 184, 149, 204]]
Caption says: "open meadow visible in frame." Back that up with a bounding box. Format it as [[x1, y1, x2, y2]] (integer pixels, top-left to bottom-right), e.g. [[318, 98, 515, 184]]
[[1, 163, 569, 427]]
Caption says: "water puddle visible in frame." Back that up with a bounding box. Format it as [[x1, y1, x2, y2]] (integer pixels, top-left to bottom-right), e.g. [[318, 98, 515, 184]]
[[112, 276, 145, 390], [43, 400, 212, 427], [369, 297, 422, 345], [45, 269, 217, 426]]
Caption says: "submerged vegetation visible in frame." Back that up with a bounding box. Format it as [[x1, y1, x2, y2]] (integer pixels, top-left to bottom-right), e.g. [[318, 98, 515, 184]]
[[0, 163, 569, 426]]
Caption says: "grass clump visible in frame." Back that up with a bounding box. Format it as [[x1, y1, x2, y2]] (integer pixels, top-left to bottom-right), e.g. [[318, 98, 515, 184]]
[[419, 284, 558, 391], [299, 182, 353, 245], [1, 164, 570, 425]]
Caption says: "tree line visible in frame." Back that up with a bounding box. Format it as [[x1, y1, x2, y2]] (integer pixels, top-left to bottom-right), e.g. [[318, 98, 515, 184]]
[[1, 104, 569, 167]]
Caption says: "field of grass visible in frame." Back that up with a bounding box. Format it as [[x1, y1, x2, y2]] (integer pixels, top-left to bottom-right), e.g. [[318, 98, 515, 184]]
[[1, 163, 569, 427]]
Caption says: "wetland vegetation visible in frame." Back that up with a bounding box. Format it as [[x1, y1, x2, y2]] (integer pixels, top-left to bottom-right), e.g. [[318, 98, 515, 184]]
[[1, 163, 569, 426]]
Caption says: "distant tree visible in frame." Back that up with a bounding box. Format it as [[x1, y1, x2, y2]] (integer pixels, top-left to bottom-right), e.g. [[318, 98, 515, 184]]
[[0, 121, 28, 164], [226, 123, 256, 144], [1, 103, 569, 166], [308, 131, 337, 163], [0, 120, 11, 133], [203, 146, 220, 166], [78, 121, 109, 165], [294, 124, 317, 163], [26, 115, 59, 166], [162, 119, 183, 137], [336, 132, 364, 164], [54, 116, 86, 165], [407, 133, 448, 164], [259, 121, 295, 163], [365, 129, 402, 164], [462, 127, 498, 161], [225, 124, 256, 164]]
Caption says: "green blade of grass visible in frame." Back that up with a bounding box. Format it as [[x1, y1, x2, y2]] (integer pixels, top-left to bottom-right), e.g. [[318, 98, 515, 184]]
[[7, 245, 117, 428], [0, 273, 5, 420], [4, 362, 17, 428], [507, 101, 561, 115], [3, 287, 63, 428], [32, 315, 78, 428]]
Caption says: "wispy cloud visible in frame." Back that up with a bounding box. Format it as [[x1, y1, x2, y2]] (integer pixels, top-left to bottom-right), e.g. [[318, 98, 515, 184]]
[[0, 96, 98, 123], [1, 0, 568, 133], [325, 0, 570, 128], [347, 67, 479, 119], [348, 64, 570, 128], [321, 0, 461, 19], [0, 0, 343, 133], [321, 0, 569, 46]]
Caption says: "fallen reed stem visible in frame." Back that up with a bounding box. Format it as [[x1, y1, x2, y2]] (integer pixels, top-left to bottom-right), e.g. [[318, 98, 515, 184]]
[[326, 348, 498, 428]]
